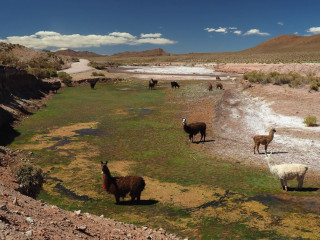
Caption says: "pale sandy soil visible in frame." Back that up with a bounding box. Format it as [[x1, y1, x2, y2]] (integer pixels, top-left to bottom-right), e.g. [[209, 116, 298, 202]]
[[216, 63, 320, 76], [61, 59, 95, 74]]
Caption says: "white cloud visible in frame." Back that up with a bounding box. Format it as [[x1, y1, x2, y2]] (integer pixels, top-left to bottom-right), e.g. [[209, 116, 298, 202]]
[[229, 27, 237, 30], [140, 33, 162, 38], [294, 32, 299, 35], [204, 27, 228, 33], [277, 22, 284, 26], [234, 30, 242, 35], [243, 29, 270, 36], [0, 31, 177, 49], [306, 27, 320, 34]]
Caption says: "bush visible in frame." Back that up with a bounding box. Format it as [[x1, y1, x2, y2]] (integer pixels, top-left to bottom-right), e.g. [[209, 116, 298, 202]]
[[91, 71, 105, 77], [303, 116, 318, 127], [15, 164, 44, 198], [310, 81, 319, 91], [243, 71, 268, 84], [58, 72, 73, 87]]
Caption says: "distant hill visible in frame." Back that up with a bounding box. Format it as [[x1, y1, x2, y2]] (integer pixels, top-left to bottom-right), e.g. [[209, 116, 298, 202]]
[[55, 49, 103, 58], [240, 34, 320, 54], [112, 48, 170, 57]]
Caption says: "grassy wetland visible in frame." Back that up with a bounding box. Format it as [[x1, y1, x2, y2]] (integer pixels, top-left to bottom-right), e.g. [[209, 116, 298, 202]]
[[9, 79, 320, 239]]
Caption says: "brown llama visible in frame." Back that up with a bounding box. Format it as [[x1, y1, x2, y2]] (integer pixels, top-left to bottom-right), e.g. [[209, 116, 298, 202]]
[[101, 161, 145, 204], [208, 83, 213, 91], [182, 118, 206, 143], [216, 76, 221, 81], [253, 128, 276, 154], [51, 81, 61, 93], [216, 82, 223, 90]]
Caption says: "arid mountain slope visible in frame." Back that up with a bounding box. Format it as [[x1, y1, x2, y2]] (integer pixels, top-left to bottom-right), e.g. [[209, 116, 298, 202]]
[[240, 34, 320, 53], [112, 48, 170, 57]]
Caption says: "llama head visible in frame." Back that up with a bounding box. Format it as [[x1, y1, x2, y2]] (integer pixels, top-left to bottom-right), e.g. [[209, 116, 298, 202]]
[[271, 128, 276, 133], [100, 161, 109, 173], [182, 118, 186, 125]]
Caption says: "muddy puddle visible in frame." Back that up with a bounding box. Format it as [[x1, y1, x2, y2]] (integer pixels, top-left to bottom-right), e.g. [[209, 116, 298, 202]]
[[54, 183, 93, 201]]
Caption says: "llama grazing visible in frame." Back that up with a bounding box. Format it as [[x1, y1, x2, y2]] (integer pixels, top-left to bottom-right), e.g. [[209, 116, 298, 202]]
[[101, 161, 145, 204], [265, 153, 308, 191], [208, 83, 213, 91], [216, 83, 223, 90], [182, 118, 206, 143], [171, 81, 180, 88], [88, 79, 98, 89], [253, 128, 276, 154]]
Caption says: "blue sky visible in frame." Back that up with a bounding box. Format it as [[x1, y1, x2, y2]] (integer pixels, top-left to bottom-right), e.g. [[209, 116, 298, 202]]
[[1, 0, 320, 55]]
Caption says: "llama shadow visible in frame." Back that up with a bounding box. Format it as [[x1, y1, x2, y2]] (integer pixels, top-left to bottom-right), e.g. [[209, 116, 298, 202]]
[[259, 151, 288, 155], [117, 199, 159, 206], [193, 139, 215, 144], [286, 187, 319, 192]]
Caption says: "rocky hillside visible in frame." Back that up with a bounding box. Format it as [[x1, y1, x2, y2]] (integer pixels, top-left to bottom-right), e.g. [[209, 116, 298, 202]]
[[55, 49, 103, 58]]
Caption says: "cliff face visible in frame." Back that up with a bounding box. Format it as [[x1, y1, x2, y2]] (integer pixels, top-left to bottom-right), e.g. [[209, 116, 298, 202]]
[[0, 65, 57, 145]]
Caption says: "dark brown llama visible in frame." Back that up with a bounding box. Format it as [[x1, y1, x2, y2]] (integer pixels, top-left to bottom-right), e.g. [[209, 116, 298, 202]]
[[208, 83, 213, 91], [149, 80, 155, 89], [171, 81, 180, 88], [182, 118, 206, 143], [88, 79, 98, 89], [253, 128, 276, 154], [151, 78, 158, 85], [216, 76, 221, 81], [101, 161, 145, 204], [51, 81, 61, 93]]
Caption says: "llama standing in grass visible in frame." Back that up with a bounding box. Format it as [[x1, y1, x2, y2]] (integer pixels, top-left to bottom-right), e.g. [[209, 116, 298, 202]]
[[182, 118, 206, 143], [253, 128, 276, 154], [149, 80, 156, 90], [101, 161, 145, 204], [208, 83, 213, 91], [265, 153, 308, 191], [88, 79, 98, 89]]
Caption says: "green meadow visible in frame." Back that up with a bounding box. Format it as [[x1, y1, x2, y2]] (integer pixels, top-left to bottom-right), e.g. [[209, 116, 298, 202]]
[[9, 80, 320, 239]]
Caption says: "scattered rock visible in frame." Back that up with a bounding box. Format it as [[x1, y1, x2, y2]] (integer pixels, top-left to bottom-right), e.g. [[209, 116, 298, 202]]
[[74, 210, 81, 216], [25, 230, 33, 237], [76, 225, 87, 232], [26, 217, 34, 225]]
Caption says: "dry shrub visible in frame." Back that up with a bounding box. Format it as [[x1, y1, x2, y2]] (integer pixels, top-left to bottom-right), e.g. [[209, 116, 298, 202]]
[[303, 116, 318, 127], [15, 164, 44, 198]]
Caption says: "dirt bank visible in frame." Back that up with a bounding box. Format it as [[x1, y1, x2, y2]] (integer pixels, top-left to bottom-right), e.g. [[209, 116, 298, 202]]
[[216, 63, 320, 76]]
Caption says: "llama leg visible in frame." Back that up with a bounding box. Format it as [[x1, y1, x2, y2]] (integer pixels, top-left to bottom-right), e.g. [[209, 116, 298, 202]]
[[297, 175, 305, 189], [189, 134, 193, 143], [283, 179, 288, 191], [115, 195, 120, 204], [257, 143, 260, 154], [265, 144, 268, 154], [280, 179, 285, 190], [137, 192, 141, 202]]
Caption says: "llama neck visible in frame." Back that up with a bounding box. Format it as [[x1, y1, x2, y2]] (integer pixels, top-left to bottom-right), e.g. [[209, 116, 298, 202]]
[[269, 131, 275, 140], [102, 167, 112, 188], [266, 156, 275, 173]]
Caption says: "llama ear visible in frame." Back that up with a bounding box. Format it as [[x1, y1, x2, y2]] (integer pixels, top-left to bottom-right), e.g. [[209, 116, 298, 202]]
[[105, 160, 108, 164], [100, 161, 103, 164]]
